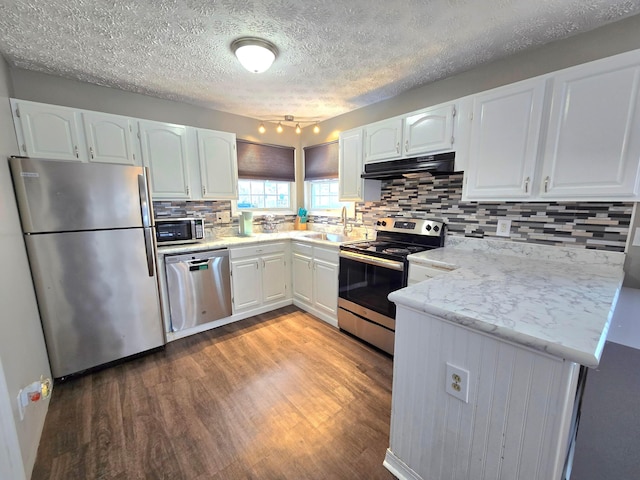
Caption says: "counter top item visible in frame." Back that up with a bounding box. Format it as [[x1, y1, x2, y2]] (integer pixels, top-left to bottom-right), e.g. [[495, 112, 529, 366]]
[[157, 230, 362, 256], [390, 236, 625, 367]]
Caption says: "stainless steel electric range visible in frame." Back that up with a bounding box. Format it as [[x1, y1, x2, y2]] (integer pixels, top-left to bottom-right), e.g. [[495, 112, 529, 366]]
[[338, 217, 446, 355]]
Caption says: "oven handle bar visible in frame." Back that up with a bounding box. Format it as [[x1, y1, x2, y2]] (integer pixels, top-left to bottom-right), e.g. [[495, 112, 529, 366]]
[[339, 250, 405, 271]]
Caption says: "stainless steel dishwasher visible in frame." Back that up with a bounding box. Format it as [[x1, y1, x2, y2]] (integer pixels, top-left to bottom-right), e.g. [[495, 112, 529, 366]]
[[165, 249, 232, 332]]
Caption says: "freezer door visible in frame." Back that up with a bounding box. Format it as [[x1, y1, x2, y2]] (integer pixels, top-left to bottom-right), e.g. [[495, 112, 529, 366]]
[[10, 157, 149, 233], [25, 228, 165, 378]]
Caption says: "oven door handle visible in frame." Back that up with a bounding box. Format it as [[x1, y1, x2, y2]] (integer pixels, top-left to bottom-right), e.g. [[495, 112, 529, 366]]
[[339, 250, 405, 271]]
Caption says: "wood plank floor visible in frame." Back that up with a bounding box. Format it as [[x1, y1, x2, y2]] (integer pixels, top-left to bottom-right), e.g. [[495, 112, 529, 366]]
[[32, 306, 396, 480]]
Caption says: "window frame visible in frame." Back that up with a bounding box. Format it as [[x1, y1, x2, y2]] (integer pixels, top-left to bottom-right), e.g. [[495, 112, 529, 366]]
[[232, 178, 297, 216]]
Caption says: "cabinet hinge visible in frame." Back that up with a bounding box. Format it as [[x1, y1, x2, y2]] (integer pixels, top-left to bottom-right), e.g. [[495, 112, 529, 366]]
[[22, 143, 27, 153], [129, 124, 133, 132], [450, 136, 454, 145], [133, 153, 136, 161], [137, 131, 141, 139], [15, 107, 20, 118], [469, 112, 473, 121]]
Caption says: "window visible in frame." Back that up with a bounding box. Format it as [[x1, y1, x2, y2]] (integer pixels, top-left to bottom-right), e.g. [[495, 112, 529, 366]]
[[233, 140, 296, 214], [305, 179, 354, 216], [237, 179, 291, 210]]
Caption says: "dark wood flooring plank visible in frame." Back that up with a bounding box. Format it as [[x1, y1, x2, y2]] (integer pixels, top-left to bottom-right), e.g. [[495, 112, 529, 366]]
[[33, 306, 395, 480]]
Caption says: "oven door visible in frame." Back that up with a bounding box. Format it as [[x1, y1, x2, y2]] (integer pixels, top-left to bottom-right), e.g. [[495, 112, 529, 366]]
[[338, 251, 405, 319]]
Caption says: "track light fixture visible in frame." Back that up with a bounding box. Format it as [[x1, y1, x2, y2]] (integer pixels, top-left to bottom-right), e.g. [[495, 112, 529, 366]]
[[257, 115, 321, 135]]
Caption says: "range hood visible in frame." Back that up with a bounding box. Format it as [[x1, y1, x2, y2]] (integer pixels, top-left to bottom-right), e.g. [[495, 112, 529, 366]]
[[361, 151, 456, 179]]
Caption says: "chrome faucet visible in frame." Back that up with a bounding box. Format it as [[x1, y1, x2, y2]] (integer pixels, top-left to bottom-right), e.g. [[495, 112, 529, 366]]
[[341, 206, 350, 235]]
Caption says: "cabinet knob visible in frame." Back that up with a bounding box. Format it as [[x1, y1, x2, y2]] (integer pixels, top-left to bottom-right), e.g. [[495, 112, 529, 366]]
[[202, 185, 206, 196], [524, 177, 530, 193], [186, 186, 190, 196], [89, 146, 94, 159], [396, 142, 400, 154], [405, 140, 408, 152], [544, 176, 550, 193], [74, 145, 79, 158]]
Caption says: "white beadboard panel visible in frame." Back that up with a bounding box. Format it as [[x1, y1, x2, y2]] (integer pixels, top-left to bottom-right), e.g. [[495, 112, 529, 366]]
[[387, 306, 579, 480]]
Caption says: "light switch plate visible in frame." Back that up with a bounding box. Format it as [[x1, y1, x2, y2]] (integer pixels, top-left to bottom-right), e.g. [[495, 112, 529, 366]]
[[216, 211, 231, 223], [356, 212, 363, 223]]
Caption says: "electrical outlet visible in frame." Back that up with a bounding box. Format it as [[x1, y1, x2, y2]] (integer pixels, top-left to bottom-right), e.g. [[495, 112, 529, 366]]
[[216, 211, 231, 223], [356, 212, 363, 223], [496, 219, 511, 237], [445, 363, 470, 403]]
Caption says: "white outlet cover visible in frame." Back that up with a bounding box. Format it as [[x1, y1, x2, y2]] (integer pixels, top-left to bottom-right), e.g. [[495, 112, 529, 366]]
[[496, 219, 511, 237], [445, 362, 470, 403], [217, 211, 231, 223]]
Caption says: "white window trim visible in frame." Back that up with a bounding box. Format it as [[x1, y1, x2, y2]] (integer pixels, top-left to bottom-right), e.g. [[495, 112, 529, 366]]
[[231, 180, 297, 216], [304, 180, 355, 217]]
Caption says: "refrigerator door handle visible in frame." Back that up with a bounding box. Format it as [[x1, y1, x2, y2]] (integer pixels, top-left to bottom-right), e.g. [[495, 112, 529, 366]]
[[143, 227, 155, 277], [138, 172, 152, 228]]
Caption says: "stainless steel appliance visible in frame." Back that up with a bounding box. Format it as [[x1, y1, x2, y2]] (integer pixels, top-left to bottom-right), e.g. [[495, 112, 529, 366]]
[[10, 157, 165, 379], [165, 249, 232, 332], [338, 217, 446, 354], [156, 217, 205, 245], [360, 151, 456, 179]]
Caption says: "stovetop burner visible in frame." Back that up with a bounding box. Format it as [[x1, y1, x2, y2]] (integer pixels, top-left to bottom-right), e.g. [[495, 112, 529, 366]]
[[340, 217, 447, 261]]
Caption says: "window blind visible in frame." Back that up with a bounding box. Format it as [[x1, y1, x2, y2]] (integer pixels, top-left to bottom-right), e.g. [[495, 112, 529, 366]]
[[236, 140, 295, 181], [304, 141, 339, 180]]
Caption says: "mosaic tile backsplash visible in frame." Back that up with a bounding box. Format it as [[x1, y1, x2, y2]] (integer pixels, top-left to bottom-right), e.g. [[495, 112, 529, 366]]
[[154, 172, 633, 252], [357, 173, 632, 252]]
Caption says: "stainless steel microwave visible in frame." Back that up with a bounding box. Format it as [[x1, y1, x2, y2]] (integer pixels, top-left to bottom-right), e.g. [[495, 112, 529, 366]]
[[155, 217, 205, 245]]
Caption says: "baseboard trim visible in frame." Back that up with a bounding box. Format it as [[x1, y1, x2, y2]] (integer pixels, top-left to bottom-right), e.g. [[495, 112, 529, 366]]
[[383, 449, 422, 480], [292, 299, 338, 327]]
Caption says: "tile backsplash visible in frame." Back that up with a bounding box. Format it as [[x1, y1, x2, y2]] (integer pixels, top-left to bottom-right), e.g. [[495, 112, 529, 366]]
[[154, 172, 633, 252], [358, 173, 632, 252]]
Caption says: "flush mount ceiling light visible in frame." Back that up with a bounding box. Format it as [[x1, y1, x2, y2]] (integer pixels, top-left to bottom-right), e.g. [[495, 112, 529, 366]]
[[258, 115, 321, 135], [231, 37, 278, 73]]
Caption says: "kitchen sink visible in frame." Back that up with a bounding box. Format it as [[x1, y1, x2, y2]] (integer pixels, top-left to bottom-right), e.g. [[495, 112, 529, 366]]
[[311, 232, 351, 243]]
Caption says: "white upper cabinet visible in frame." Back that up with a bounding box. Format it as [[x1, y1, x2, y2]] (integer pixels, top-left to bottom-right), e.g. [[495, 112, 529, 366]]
[[464, 78, 546, 199], [338, 127, 381, 202], [364, 118, 403, 162], [138, 120, 191, 199], [539, 53, 640, 198], [82, 112, 139, 166], [403, 104, 455, 156], [11, 99, 85, 161], [195, 128, 238, 200]]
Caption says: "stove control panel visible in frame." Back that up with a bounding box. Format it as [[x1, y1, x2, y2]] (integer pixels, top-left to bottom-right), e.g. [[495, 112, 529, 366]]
[[375, 217, 445, 236]]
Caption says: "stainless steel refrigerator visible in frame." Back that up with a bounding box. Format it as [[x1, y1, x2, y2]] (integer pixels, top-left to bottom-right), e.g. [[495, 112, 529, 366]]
[[10, 157, 165, 379]]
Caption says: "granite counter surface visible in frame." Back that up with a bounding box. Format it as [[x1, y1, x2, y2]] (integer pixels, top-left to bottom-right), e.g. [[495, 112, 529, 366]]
[[390, 237, 626, 367]]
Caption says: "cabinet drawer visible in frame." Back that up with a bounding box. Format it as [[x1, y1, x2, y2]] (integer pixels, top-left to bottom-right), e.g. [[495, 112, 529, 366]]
[[408, 263, 453, 285], [314, 246, 338, 264], [230, 242, 286, 260], [292, 242, 313, 256]]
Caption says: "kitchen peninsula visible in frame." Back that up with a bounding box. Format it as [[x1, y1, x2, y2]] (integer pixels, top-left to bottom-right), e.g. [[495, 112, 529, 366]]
[[385, 236, 625, 480]]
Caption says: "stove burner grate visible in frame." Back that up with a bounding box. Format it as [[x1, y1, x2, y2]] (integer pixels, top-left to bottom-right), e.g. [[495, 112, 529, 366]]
[[383, 247, 411, 255]]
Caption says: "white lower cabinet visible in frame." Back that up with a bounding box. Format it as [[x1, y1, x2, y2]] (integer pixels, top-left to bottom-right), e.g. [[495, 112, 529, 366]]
[[292, 242, 339, 326], [230, 242, 290, 314]]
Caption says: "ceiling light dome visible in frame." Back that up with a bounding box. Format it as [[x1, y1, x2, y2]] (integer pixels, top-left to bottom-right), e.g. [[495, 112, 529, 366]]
[[231, 37, 278, 73]]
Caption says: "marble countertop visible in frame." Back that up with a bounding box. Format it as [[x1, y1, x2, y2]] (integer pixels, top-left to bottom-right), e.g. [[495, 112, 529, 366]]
[[157, 230, 358, 256], [390, 236, 626, 367]]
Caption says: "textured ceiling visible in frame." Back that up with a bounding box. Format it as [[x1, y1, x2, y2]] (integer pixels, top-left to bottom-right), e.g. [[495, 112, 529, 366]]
[[1, 0, 640, 125]]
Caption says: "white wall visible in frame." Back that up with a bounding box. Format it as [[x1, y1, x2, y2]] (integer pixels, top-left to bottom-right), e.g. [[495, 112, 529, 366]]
[[0, 56, 51, 478]]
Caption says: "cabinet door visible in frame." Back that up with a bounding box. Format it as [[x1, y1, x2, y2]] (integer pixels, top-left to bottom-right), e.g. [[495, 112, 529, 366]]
[[231, 258, 262, 311], [339, 128, 364, 201], [12, 100, 85, 161], [404, 104, 455, 156], [82, 112, 138, 166], [139, 120, 190, 199], [313, 258, 339, 317], [261, 253, 287, 303], [540, 55, 640, 198], [292, 252, 313, 304], [464, 79, 545, 200], [196, 128, 238, 200], [364, 118, 403, 162]]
